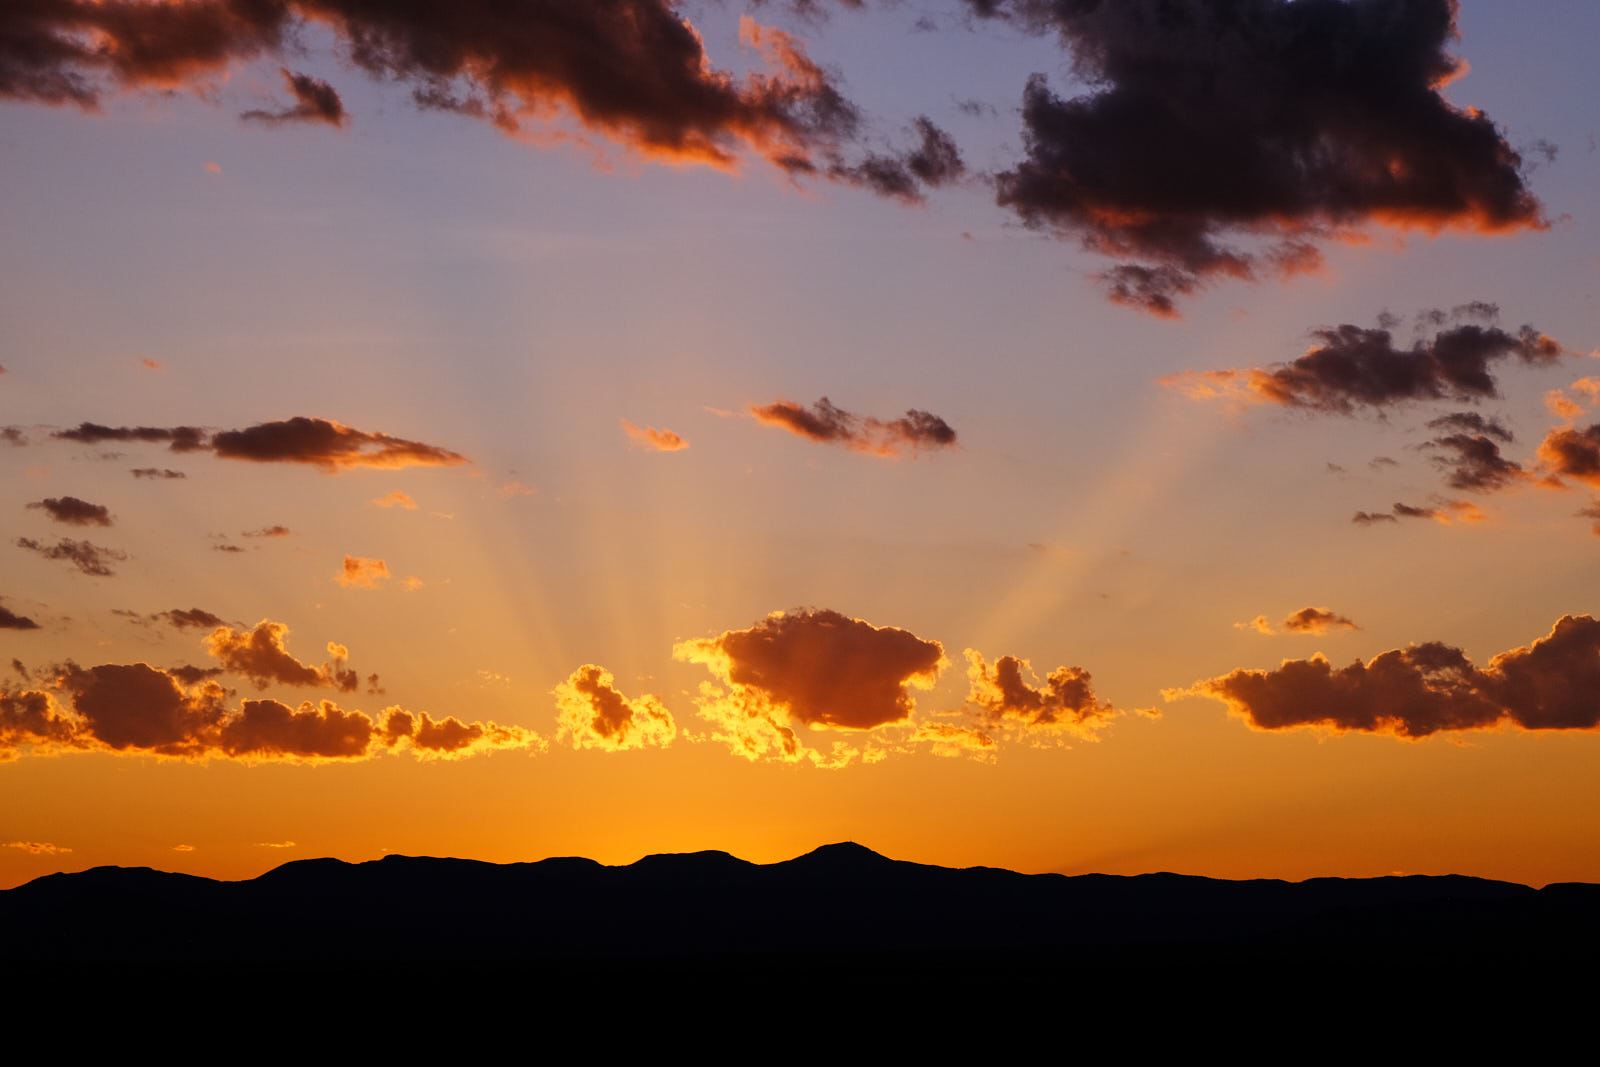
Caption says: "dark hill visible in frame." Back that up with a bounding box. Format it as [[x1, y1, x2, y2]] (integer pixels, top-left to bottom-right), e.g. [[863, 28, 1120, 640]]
[[4, 842, 1596, 967]]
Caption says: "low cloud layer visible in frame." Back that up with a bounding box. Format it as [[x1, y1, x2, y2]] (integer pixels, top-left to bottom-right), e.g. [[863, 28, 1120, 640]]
[[1169, 614, 1600, 737], [982, 0, 1545, 313], [750, 397, 957, 458], [553, 665, 676, 751], [1, 661, 537, 762]]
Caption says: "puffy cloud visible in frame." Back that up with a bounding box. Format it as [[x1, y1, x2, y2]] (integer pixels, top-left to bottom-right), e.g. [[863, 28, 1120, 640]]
[[337, 556, 390, 589], [130, 468, 186, 479], [675, 609, 944, 766], [0, 601, 40, 631], [553, 665, 676, 751], [0, 0, 927, 187], [1, 663, 536, 763], [218, 698, 372, 759], [750, 397, 957, 457], [372, 490, 417, 510], [988, 0, 1544, 313], [5, 840, 70, 855], [240, 68, 346, 126], [962, 649, 1116, 735], [60, 663, 227, 756], [377, 707, 541, 759], [1167, 314, 1564, 414], [210, 417, 467, 471], [1537, 423, 1600, 488], [15, 537, 127, 576], [27, 496, 113, 526], [620, 420, 688, 452], [1169, 614, 1600, 737], [203, 620, 360, 691]]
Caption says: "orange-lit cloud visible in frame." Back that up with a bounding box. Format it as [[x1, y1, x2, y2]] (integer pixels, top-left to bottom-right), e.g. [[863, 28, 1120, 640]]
[[242, 525, 291, 538], [203, 620, 360, 691], [620, 420, 688, 452], [1354, 500, 1485, 526], [1280, 608, 1360, 635], [211, 416, 467, 471], [0, 0, 921, 186], [337, 556, 390, 589], [750, 397, 957, 458], [241, 68, 346, 127], [962, 650, 1117, 738], [5, 840, 70, 855], [138, 358, 164, 372], [1537, 423, 1600, 488], [553, 665, 676, 751], [1, 662, 537, 764], [987, 1, 1545, 312], [377, 707, 542, 759], [1168, 614, 1600, 737], [907, 721, 998, 761], [372, 490, 418, 510], [675, 609, 945, 766], [1167, 312, 1564, 415]]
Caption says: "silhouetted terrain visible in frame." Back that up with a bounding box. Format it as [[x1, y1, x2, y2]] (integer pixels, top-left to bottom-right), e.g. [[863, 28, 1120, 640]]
[[6, 842, 1597, 968]]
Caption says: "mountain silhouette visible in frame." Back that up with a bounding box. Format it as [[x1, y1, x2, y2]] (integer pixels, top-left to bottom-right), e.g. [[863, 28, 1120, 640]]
[[5, 842, 1596, 967]]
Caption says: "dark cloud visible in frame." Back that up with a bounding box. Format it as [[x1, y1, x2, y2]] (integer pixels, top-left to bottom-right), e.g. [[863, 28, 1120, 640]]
[[1537, 423, 1600, 487], [241, 67, 346, 126], [212, 543, 246, 553], [1, 1, 904, 183], [377, 707, 538, 757], [1168, 316, 1564, 414], [1426, 411, 1513, 442], [1171, 614, 1600, 737], [210, 416, 467, 471], [0, 601, 40, 631], [1390, 499, 1484, 524], [243, 525, 292, 537], [1282, 607, 1359, 634], [218, 698, 372, 759], [203, 620, 360, 691], [28, 496, 113, 526], [750, 397, 957, 457], [16, 537, 127, 577], [553, 665, 676, 751], [963, 650, 1116, 732], [2, 663, 536, 762], [1425, 433, 1526, 492], [1577, 502, 1600, 537], [987, 0, 1545, 313], [130, 468, 186, 479], [1369, 456, 1399, 469], [829, 117, 965, 203], [157, 608, 227, 631], [676, 610, 946, 740], [1351, 511, 1399, 525], [3, 427, 27, 446], [55, 423, 206, 452]]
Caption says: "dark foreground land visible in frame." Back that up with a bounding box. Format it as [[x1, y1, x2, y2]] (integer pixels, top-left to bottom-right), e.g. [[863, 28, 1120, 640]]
[[6, 841, 1597, 974]]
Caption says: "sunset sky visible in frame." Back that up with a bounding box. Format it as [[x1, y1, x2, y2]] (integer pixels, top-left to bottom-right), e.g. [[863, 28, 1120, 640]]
[[4, 0, 1599, 890]]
